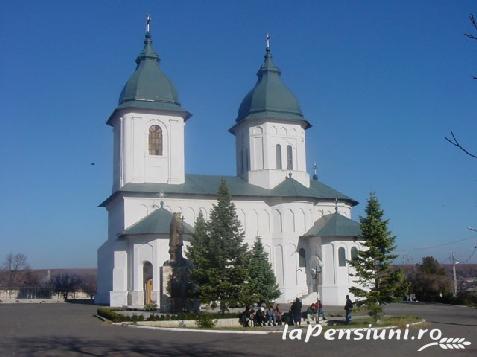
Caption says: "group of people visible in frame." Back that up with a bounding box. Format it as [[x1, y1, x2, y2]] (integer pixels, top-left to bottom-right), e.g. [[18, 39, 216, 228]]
[[240, 295, 354, 327], [240, 297, 327, 327], [240, 304, 283, 327]]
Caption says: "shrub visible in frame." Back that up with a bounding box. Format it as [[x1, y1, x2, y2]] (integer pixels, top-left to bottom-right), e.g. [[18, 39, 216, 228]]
[[97, 307, 128, 323], [144, 304, 157, 311], [196, 313, 216, 328]]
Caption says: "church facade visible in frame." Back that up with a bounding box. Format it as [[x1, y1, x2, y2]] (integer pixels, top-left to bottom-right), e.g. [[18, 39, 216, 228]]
[[96, 22, 362, 308]]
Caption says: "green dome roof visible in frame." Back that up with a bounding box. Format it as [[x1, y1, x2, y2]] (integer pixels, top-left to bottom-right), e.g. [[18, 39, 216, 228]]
[[235, 47, 310, 128], [117, 27, 189, 116]]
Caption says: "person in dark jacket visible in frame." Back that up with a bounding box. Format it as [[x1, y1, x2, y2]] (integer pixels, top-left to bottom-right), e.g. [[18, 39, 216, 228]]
[[292, 297, 302, 326], [344, 295, 353, 324]]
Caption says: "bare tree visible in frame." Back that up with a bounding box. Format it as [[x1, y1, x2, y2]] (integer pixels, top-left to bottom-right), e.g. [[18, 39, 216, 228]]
[[445, 131, 477, 159], [2, 253, 30, 286], [52, 273, 80, 300], [445, 14, 477, 158], [79, 274, 97, 300], [465, 13, 477, 79]]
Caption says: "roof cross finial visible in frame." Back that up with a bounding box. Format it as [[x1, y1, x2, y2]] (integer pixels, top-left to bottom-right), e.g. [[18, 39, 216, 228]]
[[266, 33, 271, 53], [146, 15, 151, 35], [313, 162, 318, 181], [335, 197, 339, 213]]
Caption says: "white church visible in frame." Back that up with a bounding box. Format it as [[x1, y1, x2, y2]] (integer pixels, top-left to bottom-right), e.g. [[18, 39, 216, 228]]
[[96, 20, 362, 308]]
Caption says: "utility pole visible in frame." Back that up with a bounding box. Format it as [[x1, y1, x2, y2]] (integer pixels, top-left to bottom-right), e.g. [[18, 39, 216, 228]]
[[451, 252, 459, 297]]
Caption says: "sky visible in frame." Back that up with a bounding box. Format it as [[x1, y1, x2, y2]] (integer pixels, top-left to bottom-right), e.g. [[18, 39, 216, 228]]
[[1, 0, 477, 268]]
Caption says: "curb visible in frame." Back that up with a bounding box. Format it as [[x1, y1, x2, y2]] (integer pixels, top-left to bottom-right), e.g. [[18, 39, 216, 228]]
[[94, 314, 109, 322], [112, 319, 426, 335], [119, 323, 278, 334]]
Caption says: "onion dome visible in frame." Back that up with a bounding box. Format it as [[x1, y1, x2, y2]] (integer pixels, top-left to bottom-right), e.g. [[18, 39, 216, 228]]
[[116, 17, 190, 118], [233, 35, 311, 129]]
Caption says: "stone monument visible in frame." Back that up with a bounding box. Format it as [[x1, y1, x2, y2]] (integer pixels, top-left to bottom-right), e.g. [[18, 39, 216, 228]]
[[160, 212, 194, 313]]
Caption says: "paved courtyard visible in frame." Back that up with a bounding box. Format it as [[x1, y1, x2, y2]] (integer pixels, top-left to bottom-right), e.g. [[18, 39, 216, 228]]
[[0, 303, 475, 356]]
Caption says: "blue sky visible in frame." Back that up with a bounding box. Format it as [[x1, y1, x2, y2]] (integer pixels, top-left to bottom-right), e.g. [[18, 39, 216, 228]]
[[1, 0, 477, 268]]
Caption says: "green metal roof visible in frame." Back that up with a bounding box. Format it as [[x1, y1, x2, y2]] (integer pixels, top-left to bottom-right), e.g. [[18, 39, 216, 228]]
[[100, 174, 358, 207], [232, 47, 311, 131], [119, 204, 194, 237], [303, 212, 361, 238], [113, 27, 190, 119]]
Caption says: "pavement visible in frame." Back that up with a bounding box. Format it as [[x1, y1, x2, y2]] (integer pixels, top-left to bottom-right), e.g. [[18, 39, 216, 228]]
[[0, 302, 476, 356]]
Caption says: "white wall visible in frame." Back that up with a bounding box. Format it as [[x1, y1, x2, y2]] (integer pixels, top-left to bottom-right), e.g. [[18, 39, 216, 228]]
[[110, 110, 186, 190], [234, 121, 310, 189], [98, 191, 356, 306]]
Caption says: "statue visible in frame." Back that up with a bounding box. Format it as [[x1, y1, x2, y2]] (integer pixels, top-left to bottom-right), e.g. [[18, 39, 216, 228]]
[[168, 212, 184, 265], [161, 211, 197, 312]]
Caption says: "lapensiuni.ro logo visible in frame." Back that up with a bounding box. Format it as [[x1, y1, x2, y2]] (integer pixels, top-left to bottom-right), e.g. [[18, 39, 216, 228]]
[[281, 324, 471, 352]]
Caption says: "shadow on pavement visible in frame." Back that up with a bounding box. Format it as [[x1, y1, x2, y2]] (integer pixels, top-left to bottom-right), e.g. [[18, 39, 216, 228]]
[[3, 337, 254, 357], [427, 320, 477, 327]]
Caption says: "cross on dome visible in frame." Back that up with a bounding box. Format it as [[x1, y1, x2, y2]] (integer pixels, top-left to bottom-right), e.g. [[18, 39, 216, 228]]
[[146, 15, 151, 35]]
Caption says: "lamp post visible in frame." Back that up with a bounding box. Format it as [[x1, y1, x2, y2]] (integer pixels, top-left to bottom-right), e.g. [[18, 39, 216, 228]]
[[451, 252, 459, 297]]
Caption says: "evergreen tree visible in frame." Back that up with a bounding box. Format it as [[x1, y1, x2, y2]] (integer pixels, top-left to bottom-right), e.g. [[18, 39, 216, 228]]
[[186, 179, 248, 311], [186, 211, 213, 301], [349, 193, 403, 321], [408, 256, 452, 301], [240, 238, 280, 306]]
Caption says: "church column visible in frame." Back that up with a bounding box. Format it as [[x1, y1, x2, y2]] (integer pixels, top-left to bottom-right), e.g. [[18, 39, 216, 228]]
[[152, 240, 161, 305], [109, 242, 128, 307]]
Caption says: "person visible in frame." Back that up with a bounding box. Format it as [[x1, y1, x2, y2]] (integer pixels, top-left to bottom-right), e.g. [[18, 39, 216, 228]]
[[266, 305, 275, 326], [255, 306, 264, 326], [249, 307, 256, 327], [344, 295, 353, 324], [292, 297, 302, 326], [241, 306, 250, 327], [274, 304, 282, 326], [310, 302, 318, 322], [306, 305, 314, 324], [317, 299, 326, 320]]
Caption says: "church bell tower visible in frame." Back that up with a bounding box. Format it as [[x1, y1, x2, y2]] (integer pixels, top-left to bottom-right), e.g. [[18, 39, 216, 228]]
[[230, 35, 311, 189], [107, 17, 191, 191]]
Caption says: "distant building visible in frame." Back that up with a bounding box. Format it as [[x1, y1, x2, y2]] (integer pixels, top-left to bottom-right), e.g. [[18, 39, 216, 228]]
[[97, 20, 362, 308]]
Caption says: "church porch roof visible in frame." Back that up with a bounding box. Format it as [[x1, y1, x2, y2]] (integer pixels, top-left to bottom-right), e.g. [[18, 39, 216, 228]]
[[303, 212, 361, 238], [119, 204, 194, 238]]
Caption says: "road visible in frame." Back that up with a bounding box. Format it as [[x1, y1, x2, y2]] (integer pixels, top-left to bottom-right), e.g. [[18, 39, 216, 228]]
[[0, 303, 475, 356]]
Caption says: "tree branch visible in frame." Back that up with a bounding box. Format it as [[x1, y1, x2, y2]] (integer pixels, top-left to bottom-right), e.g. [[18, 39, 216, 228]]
[[465, 14, 477, 79], [445, 131, 477, 159]]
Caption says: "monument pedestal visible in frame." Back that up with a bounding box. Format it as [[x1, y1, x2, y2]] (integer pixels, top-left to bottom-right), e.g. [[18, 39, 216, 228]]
[[160, 265, 173, 313], [160, 261, 196, 313]]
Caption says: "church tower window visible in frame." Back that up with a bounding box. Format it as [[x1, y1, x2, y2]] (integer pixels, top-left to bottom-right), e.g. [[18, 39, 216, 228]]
[[245, 149, 249, 171], [338, 247, 346, 267], [287, 145, 293, 170], [148, 125, 163, 155], [299, 248, 306, 268], [276, 144, 282, 169]]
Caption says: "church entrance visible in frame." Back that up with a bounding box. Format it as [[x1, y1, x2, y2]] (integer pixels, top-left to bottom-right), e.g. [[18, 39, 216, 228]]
[[143, 261, 153, 305]]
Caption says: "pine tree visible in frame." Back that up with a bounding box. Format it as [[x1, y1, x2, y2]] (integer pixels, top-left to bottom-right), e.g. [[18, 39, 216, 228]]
[[186, 179, 248, 311], [349, 193, 403, 321], [240, 238, 280, 306], [209, 180, 249, 311], [186, 211, 213, 302]]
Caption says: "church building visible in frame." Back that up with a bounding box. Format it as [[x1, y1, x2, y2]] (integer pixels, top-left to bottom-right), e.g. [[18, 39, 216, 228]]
[[96, 20, 362, 307]]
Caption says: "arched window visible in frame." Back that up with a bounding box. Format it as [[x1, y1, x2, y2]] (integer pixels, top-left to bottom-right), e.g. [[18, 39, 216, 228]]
[[240, 149, 244, 173], [287, 145, 293, 170], [148, 125, 162, 155], [338, 247, 346, 267], [244, 149, 249, 171], [351, 247, 359, 261], [276, 144, 282, 169], [299, 248, 306, 268]]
